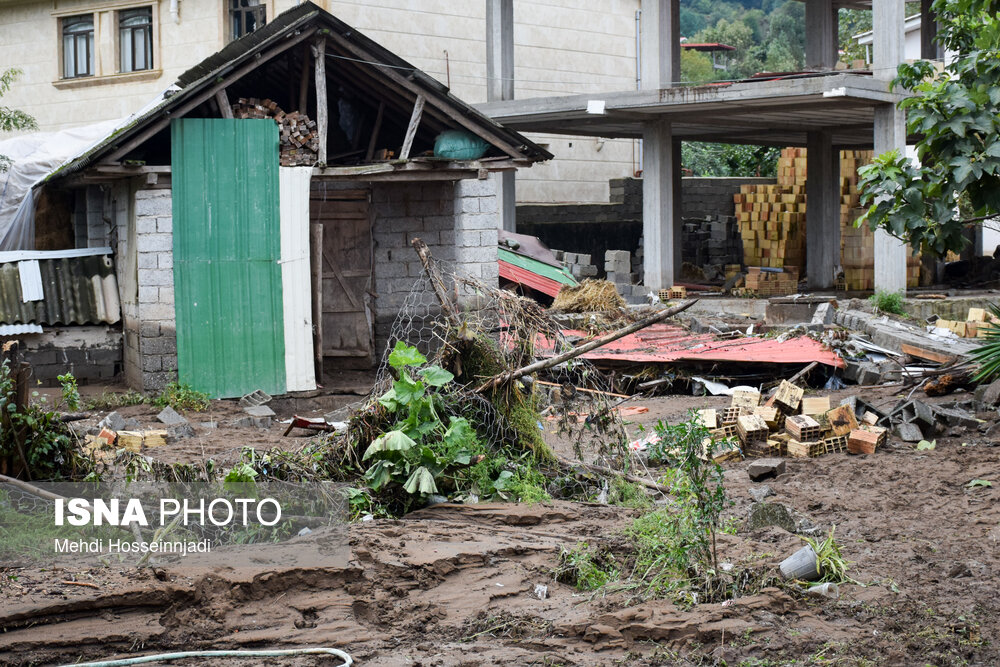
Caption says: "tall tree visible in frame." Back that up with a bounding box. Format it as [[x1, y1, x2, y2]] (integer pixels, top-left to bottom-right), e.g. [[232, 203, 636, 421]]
[[0, 68, 37, 172], [858, 0, 1000, 256]]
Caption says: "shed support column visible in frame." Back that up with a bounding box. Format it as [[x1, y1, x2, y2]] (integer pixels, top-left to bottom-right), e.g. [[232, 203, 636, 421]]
[[486, 0, 516, 232], [806, 130, 839, 289], [873, 0, 908, 293], [643, 120, 678, 290], [640, 0, 680, 89]]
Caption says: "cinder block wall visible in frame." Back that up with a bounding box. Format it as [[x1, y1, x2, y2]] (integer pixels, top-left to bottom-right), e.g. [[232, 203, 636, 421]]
[[121, 188, 177, 392], [371, 177, 499, 354], [682, 177, 776, 219]]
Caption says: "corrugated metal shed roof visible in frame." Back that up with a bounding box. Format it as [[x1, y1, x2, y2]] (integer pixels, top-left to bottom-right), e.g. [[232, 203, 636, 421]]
[[46, 2, 550, 183], [0, 254, 121, 326], [541, 324, 844, 368]]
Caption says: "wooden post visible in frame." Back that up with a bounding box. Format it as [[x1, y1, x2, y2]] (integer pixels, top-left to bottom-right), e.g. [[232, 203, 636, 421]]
[[365, 101, 385, 162], [410, 238, 459, 327], [399, 95, 425, 160], [298, 46, 310, 113], [215, 89, 233, 119], [313, 38, 328, 165], [310, 223, 324, 382]]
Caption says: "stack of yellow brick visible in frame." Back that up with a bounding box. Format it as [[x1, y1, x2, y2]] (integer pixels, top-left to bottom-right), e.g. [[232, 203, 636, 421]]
[[735, 147, 919, 290], [733, 182, 806, 273]]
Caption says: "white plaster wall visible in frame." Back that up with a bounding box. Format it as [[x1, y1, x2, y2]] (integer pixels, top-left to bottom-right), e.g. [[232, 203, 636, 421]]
[[1, 0, 638, 204]]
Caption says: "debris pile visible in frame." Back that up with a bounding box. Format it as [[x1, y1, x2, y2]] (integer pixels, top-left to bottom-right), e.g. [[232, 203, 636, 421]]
[[933, 306, 1000, 338], [550, 278, 625, 313], [691, 379, 889, 461]]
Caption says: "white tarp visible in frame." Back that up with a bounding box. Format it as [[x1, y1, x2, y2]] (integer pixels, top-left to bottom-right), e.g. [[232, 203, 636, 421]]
[[0, 87, 177, 250], [278, 166, 317, 392]]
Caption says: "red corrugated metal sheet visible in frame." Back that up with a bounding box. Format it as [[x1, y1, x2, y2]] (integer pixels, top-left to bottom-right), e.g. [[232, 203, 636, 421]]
[[499, 259, 564, 298], [542, 324, 844, 368]]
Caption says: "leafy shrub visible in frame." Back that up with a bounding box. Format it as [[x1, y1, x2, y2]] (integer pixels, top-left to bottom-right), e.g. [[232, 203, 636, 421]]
[[801, 526, 852, 584], [85, 389, 148, 411], [868, 290, 906, 316], [556, 542, 619, 591], [0, 360, 78, 479], [363, 343, 484, 504], [57, 373, 80, 411], [153, 382, 210, 412]]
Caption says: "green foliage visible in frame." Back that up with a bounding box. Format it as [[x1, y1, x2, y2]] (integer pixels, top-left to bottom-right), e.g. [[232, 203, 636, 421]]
[[363, 343, 483, 506], [152, 382, 210, 412], [57, 373, 80, 412], [967, 478, 993, 488], [868, 290, 907, 316], [466, 452, 551, 503], [556, 542, 619, 591], [0, 68, 38, 172], [970, 302, 1000, 381], [0, 360, 80, 480], [859, 0, 1000, 255], [681, 49, 718, 84], [607, 477, 652, 509], [84, 389, 148, 411], [682, 142, 780, 178], [800, 526, 852, 584], [838, 9, 872, 65]]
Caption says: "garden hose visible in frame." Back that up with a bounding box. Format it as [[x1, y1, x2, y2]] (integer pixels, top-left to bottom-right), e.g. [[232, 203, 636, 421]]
[[57, 647, 352, 667]]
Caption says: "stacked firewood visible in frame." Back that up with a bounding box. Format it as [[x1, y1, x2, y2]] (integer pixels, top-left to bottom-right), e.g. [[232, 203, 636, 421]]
[[232, 98, 320, 167]]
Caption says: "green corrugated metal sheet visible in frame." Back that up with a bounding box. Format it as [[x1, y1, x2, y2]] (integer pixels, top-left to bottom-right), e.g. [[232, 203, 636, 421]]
[[171, 118, 286, 398], [497, 248, 577, 287]]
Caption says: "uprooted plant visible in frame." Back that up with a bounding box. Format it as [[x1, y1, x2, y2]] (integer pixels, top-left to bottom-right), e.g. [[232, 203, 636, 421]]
[[556, 414, 769, 605]]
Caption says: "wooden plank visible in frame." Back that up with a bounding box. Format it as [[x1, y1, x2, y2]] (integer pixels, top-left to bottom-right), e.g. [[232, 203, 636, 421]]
[[399, 95, 425, 160], [215, 89, 233, 119], [310, 223, 324, 381], [900, 343, 957, 365], [365, 100, 385, 162], [313, 37, 328, 165]]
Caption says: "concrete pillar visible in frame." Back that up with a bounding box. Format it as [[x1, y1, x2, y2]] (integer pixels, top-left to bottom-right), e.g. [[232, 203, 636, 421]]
[[806, 130, 840, 289], [873, 0, 908, 293], [643, 120, 678, 290], [805, 0, 838, 70], [486, 0, 516, 232], [640, 0, 680, 288], [640, 0, 680, 90]]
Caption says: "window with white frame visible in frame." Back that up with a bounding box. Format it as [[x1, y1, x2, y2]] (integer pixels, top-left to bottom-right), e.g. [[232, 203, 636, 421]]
[[62, 14, 95, 78], [119, 7, 154, 73], [229, 0, 266, 42]]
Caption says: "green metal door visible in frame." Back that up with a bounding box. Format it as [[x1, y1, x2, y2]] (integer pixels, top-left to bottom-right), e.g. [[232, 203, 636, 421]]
[[171, 118, 285, 398]]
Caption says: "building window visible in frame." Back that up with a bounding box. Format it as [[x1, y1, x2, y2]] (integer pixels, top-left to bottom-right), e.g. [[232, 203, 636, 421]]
[[229, 0, 266, 42], [119, 7, 153, 72], [62, 14, 94, 78]]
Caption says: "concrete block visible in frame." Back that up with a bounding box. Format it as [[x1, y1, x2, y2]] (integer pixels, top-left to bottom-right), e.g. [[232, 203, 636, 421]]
[[244, 405, 276, 418], [135, 196, 171, 216], [748, 458, 786, 482], [138, 253, 158, 269], [139, 322, 160, 338], [156, 217, 172, 233], [144, 269, 173, 287], [98, 411, 127, 431], [138, 286, 159, 304], [157, 406, 187, 426], [158, 254, 173, 269], [169, 423, 195, 440], [138, 234, 172, 253], [579, 265, 598, 277], [142, 355, 162, 372], [136, 217, 158, 235], [895, 422, 924, 442]]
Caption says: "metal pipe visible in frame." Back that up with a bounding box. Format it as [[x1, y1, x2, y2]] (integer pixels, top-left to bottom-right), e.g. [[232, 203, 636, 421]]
[[169, 0, 179, 24]]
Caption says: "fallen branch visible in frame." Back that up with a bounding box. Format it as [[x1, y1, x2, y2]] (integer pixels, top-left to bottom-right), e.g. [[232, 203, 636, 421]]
[[475, 300, 698, 394], [411, 237, 460, 327], [0, 473, 66, 503], [559, 457, 671, 495], [534, 380, 630, 399], [61, 580, 99, 589], [787, 361, 818, 385]]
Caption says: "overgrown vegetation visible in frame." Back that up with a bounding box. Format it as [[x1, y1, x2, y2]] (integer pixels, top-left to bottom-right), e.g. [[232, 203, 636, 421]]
[[868, 290, 907, 316], [152, 381, 210, 412], [0, 362, 83, 480], [556, 414, 756, 605], [859, 0, 1000, 256], [84, 389, 148, 411]]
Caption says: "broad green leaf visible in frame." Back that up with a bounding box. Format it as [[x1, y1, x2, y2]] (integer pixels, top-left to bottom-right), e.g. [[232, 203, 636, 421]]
[[443, 416, 478, 451], [419, 366, 454, 387], [364, 460, 394, 490], [493, 470, 514, 490], [377, 387, 399, 411], [363, 430, 416, 460], [967, 479, 993, 488], [388, 341, 427, 369], [403, 466, 438, 495], [916, 439, 936, 451], [393, 373, 425, 405]]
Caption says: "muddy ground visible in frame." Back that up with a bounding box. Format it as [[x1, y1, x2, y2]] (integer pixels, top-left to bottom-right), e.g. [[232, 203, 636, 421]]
[[2, 385, 999, 666]]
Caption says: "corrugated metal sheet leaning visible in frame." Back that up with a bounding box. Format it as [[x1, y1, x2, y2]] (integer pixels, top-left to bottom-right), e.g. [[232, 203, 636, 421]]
[[0, 251, 121, 326], [279, 166, 317, 392]]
